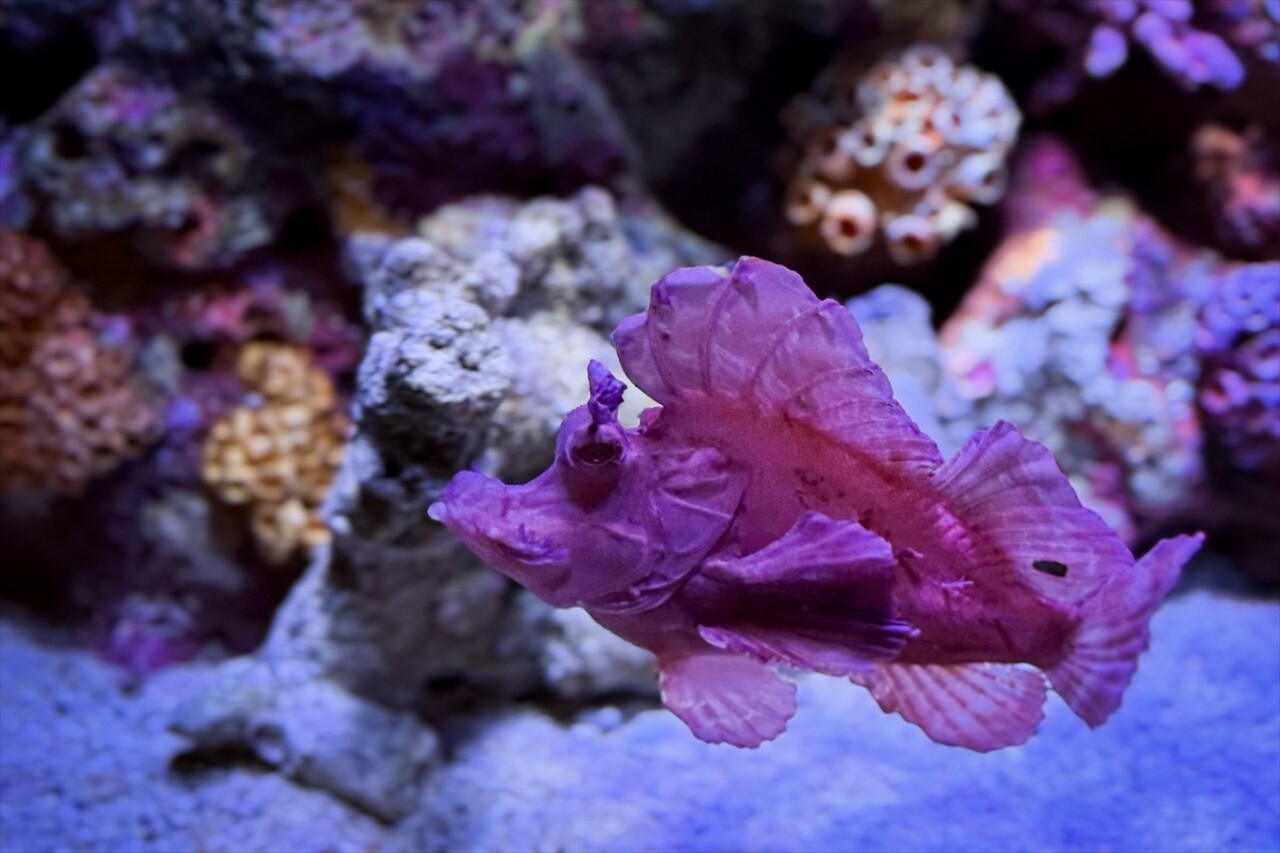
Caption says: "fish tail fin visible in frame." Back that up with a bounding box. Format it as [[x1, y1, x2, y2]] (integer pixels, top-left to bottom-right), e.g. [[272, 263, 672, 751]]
[[932, 421, 1202, 725], [1046, 534, 1203, 727]]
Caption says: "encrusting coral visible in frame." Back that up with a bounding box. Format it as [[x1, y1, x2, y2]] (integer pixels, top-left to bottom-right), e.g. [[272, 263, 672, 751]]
[[0, 230, 155, 494], [931, 142, 1214, 541], [847, 138, 1279, 570], [1196, 260, 1280, 475], [16, 63, 289, 270], [201, 342, 348, 565], [785, 46, 1021, 265]]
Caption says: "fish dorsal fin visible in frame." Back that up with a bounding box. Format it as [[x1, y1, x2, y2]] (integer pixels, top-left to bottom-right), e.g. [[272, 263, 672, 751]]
[[613, 257, 943, 471], [851, 662, 1048, 752], [657, 651, 797, 748], [930, 420, 1134, 605]]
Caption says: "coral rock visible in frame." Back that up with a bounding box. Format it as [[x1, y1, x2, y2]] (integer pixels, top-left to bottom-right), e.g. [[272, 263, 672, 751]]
[[16, 64, 288, 269], [1196, 260, 1280, 474]]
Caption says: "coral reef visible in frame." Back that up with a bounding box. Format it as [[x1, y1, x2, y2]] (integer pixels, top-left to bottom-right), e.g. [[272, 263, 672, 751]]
[[0, 230, 155, 495], [1197, 260, 1280, 475], [201, 342, 348, 566], [963, 146, 1280, 549], [275, 187, 715, 708], [80, 0, 634, 213], [785, 46, 1020, 264], [14, 64, 289, 270], [1, 0, 1278, 844], [1194, 259, 1280, 579], [847, 139, 1279, 565], [936, 197, 1205, 539]]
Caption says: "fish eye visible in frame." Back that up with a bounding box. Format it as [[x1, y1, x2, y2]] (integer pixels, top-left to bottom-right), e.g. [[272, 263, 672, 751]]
[[573, 440, 622, 467], [554, 407, 628, 498]]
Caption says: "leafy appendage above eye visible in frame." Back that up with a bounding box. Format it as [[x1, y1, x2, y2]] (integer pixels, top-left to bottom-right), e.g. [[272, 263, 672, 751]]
[[587, 359, 626, 426]]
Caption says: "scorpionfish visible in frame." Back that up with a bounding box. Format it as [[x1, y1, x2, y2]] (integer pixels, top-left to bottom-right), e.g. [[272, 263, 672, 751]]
[[430, 256, 1202, 751]]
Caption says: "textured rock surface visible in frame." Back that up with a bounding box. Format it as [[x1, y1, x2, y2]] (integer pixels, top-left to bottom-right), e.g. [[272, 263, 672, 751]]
[[155, 188, 722, 810], [2, 560, 1276, 852]]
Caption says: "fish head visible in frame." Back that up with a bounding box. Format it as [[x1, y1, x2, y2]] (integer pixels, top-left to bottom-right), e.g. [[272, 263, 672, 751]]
[[429, 361, 748, 613]]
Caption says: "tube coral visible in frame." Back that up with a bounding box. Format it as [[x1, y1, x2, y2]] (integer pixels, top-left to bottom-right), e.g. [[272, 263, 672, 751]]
[[785, 47, 1020, 264]]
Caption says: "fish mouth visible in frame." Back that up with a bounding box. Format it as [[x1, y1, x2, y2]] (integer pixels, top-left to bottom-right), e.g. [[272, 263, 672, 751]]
[[429, 472, 569, 578], [485, 534, 565, 568]]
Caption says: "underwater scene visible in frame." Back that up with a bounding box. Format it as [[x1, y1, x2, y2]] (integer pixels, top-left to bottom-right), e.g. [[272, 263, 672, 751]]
[[1, 1, 1278, 851]]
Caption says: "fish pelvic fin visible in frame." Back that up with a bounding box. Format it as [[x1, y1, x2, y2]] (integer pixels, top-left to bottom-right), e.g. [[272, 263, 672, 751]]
[[657, 651, 797, 748], [696, 512, 915, 675], [1047, 533, 1203, 727], [851, 662, 1048, 752]]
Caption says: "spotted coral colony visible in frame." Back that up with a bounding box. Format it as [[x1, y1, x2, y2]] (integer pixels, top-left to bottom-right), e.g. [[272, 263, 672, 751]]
[[786, 47, 1021, 264], [0, 230, 156, 495]]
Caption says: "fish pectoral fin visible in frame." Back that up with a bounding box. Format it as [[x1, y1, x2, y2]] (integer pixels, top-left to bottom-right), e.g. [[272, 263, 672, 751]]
[[702, 511, 897, 586], [657, 652, 797, 748], [696, 512, 913, 673], [585, 572, 687, 616], [850, 662, 1048, 752]]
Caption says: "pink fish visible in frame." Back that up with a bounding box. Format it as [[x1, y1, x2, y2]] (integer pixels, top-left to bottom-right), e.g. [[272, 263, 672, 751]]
[[429, 257, 1202, 751]]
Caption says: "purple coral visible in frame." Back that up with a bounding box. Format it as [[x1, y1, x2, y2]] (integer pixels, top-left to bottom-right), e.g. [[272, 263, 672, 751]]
[[1196, 260, 1280, 473], [1002, 0, 1254, 104]]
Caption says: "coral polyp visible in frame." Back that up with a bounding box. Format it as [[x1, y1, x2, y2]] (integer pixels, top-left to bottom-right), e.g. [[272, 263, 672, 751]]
[[201, 342, 347, 565], [0, 230, 156, 495], [786, 47, 1020, 264]]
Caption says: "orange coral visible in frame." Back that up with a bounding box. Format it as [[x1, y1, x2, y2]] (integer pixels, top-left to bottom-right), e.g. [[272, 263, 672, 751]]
[[201, 342, 347, 564], [786, 46, 1021, 264], [0, 230, 155, 494]]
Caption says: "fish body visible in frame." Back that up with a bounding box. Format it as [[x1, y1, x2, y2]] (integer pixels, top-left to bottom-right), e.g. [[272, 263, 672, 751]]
[[430, 257, 1201, 751]]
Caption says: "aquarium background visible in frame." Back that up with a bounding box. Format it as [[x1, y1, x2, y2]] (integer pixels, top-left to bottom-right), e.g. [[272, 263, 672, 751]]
[[1, 1, 1277, 851]]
